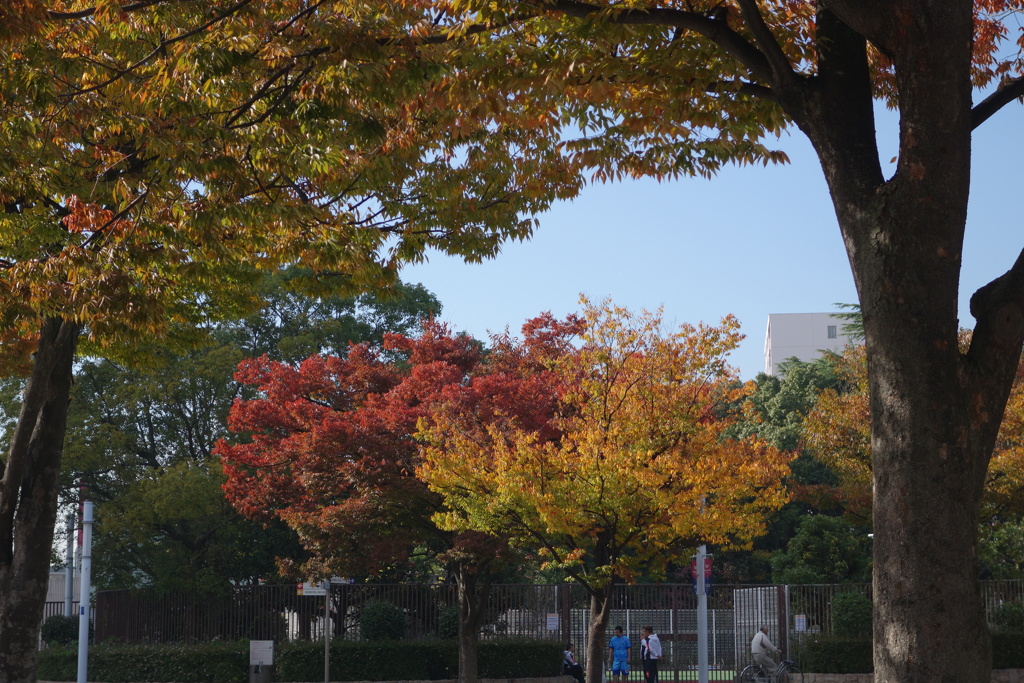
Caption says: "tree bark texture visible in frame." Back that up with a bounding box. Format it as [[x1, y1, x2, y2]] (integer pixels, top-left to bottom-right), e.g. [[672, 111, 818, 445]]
[[584, 586, 612, 683], [0, 317, 80, 683], [455, 563, 491, 683], [788, 3, 1010, 681]]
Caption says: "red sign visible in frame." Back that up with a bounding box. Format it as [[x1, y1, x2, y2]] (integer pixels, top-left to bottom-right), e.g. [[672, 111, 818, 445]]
[[690, 557, 712, 579], [690, 556, 713, 596]]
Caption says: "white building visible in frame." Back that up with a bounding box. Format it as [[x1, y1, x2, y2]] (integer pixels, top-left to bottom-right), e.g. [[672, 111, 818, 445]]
[[763, 312, 852, 375]]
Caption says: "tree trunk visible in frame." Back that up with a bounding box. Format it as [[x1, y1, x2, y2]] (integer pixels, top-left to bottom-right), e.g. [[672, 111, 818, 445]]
[[777, 4, 1008, 680], [0, 317, 80, 683], [584, 585, 612, 683], [455, 563, 491, 683]]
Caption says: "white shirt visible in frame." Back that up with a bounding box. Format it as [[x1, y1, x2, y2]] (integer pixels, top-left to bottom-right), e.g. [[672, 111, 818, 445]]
[[641, 634, 662, 660], [751, 630, 778, 656]]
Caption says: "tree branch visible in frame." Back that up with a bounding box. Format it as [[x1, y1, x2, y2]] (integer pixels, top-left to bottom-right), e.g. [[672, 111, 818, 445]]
[[733, 0, 798, 87], [60, 0, 255, 99], [818, 0, 896, 55], [965, 248, 1024, 426], [47, 0, 169, 21], [540, 0, 773, 82], [972, 76, 1024, 130]]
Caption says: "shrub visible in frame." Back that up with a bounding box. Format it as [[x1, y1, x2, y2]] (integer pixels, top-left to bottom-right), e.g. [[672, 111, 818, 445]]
[[37, 638, 563, 682], [993, 631, 1024, 669], [992, 601, 1024, 632], [438, 605, 459, 639], [832, 591, 872, 638], [37, 641, 248, 683], [360, 600, 406, 640], [277, 637, 559, 682], [41, 615, 81, 646], [478, 639, 564, 678], [800, 636, 872, 673]]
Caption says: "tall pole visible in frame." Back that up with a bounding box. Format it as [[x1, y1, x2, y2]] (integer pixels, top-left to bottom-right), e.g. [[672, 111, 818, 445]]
[[324, 582, 330, 683], [64, 512, 75, 617], [77, 502, 93, 683], [696, 545, 708, 683]]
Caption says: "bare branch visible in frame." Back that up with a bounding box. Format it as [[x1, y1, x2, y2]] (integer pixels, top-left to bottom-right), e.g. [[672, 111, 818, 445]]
[[972, 76, 1024, 130]]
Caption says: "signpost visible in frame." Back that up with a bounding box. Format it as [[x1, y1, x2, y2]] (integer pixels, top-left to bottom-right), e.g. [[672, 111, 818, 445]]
[[298, 582, 331, 683], [692, 547, 712, 683], [77, 502, 93, 683]]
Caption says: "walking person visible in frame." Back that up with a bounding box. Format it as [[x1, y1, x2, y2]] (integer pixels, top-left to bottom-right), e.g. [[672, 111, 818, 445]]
[[751, 625, 779, 678], [640, 626, 661, 683], [608, 626, 631, 683]]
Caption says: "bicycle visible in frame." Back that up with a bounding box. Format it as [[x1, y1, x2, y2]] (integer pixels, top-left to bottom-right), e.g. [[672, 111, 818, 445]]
[[737, 658, 803, 683]]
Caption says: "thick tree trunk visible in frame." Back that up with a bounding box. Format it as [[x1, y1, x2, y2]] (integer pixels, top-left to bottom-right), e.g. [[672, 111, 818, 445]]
[[584, 585, 612, 683], [775, 3, 1006, 680], [0, 317, 80, 683], [454, 563, 491, 683]]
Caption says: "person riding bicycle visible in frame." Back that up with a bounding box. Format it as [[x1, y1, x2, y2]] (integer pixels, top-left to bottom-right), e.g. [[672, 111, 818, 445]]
[[750, 625, 779, 677]]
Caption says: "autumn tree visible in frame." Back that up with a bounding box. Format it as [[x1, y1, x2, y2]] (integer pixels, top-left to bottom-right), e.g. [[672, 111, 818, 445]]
[[4, 1, 1024, 681], [50, 271, 440, 592], [418, 300, 791, 683], [801, 345, 873, 521], [285, 2, 1023, 678], [804, 343, 1024, 576], [0, 2, 578, 677], [217, 321, 551, 682]]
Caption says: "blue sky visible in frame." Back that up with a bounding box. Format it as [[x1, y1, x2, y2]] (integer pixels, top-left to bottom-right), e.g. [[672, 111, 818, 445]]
[[403, 105, 1023, 380]]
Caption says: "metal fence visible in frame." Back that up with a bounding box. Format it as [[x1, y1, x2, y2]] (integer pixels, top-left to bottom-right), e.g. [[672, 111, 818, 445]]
[[80, 580, 1024, 682]]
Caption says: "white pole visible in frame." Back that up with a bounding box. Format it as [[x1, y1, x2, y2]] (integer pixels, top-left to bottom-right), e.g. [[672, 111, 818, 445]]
[[696, 545, 708, 683], [324, 583, 330, 683], [711, 609, 717, 670], [77, 502, 93, 683], [64, 513, 75, 617]]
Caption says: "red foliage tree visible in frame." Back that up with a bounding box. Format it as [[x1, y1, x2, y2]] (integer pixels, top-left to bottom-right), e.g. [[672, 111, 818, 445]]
[[217, 318, 575, 681]]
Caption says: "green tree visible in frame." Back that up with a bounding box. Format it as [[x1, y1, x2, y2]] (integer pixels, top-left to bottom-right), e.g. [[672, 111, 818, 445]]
[[0, 4, 570, 677], [715, 355, 843, 582], [59, 272, 441, 593], [770, 514, 871, 584], [730, 355, 843, 453]]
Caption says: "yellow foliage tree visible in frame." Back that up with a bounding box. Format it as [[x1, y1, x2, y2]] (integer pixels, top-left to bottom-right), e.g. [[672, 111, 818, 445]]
[[803, 342, 1024, 524], [418, 299, 791, 683]]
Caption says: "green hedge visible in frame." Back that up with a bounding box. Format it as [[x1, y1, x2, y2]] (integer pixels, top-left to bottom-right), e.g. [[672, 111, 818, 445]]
[[37, 638, 563, 683], [993, 632, 1024, 670], [278, 639, 455, 681], [799, 637, 873, 674], [801, 632, 1024, 673], [38, 641, 249, 683]]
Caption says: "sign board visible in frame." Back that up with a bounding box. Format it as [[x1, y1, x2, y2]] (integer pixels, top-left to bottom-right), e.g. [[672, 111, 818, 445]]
[[794, 615, 807, 633], [546, 613, 559, 631], [690, 556, 713, 596], [297, 581, 327, 596], [250, 640, 274, 666]]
